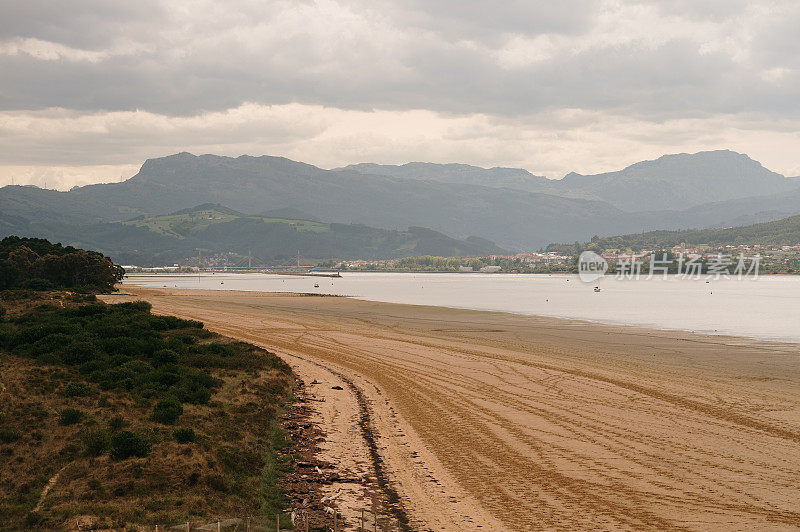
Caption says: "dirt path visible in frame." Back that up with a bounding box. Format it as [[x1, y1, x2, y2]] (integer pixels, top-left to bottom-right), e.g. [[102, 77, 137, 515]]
[[105, 287, 800, 531]]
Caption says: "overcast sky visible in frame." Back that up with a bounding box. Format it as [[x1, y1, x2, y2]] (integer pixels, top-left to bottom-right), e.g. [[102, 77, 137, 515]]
[[1, 0, 798, 189]]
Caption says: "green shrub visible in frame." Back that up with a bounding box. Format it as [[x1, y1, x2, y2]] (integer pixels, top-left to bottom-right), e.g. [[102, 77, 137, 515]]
[[60, 341, 99, 366], [58, 408, 84, 425], [152, 400, 183, 424], [81, 428, 111, 456], [21, 278, 55, 291], [152, 349, 178, 366], [108, 416, 126, 431], [61, 382, 91, 397], [0, 427, 22, 443], [173, 427, 195, 444], [114, 300, 152, 313], [110, 431, 150, 460]]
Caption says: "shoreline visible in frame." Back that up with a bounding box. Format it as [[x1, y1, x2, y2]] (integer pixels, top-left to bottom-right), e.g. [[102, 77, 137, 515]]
[[122, 272, 800, 345], [103, 286, 800, 531], [125, 271, 800, 276]]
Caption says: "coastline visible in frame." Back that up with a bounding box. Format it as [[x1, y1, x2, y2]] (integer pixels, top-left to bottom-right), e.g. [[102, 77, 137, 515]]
[[103, 286, 800, 531], [123, 272, 800, 344]]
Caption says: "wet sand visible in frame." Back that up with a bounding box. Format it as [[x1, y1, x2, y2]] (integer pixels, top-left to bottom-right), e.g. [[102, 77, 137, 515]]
[[104, 287, 800, 531]]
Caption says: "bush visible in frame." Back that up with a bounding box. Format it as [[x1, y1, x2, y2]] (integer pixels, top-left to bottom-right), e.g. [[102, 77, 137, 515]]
[[114, 300, 151, 313], [21, 278, 55, 291], [173, 427, 196, 444], [60, 341, 99, 366], [108, 416, 126, 431], [59, 408, 84, 425], [61, 382, 91, 397], [81, 428, 111, 456], [0, 427, 22, 443], [110, 431, 150, 460], [152, 349, 178, 366], [152, 400, 183, 424]]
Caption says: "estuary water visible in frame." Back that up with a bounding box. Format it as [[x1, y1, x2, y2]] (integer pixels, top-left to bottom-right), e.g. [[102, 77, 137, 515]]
[[125, 272, 800, 343]]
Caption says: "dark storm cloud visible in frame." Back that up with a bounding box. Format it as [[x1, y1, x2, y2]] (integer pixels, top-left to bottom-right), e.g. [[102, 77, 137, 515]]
[[0, 0, 797, 119]]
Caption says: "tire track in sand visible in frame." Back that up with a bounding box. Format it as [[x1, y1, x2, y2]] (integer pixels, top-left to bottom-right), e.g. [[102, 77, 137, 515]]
[[108, 288, 800, 531]]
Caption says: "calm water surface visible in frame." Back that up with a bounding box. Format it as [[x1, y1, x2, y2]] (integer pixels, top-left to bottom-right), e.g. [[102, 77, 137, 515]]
[[125, 273, 800, 343]]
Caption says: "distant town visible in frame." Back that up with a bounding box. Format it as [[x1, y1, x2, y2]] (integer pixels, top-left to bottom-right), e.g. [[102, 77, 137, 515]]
[[121, 243, 800, 275]]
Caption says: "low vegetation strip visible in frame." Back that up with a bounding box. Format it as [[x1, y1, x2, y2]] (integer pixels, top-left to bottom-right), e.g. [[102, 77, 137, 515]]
[[0, 290, 296, 529]]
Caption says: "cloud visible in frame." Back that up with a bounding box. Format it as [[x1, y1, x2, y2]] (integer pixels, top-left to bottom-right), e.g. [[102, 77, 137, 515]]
[[0, 0, 798, 186], [1, 0, 797, 117]]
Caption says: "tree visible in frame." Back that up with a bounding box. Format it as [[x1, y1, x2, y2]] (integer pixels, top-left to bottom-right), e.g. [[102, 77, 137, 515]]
[[0, 236, 124, 291]]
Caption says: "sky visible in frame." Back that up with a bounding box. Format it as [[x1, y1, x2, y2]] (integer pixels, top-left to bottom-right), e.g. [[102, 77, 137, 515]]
[[1, 0, 798, 189]]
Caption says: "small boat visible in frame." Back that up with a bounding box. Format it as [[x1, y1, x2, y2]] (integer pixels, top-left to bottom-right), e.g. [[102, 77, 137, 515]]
[[593, 286, 601, 292]]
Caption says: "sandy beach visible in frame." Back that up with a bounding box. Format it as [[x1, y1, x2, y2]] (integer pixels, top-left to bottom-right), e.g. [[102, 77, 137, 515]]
[[103, 286, 800, 531]]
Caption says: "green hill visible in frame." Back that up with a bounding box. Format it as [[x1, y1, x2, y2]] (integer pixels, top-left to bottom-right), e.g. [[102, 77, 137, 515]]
[[49, 204, 506, 266], [553, 214, 800, 252]]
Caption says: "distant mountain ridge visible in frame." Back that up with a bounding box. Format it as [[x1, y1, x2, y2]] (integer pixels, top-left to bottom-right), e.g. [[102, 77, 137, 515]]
[[2, 149, 800, 251], [1, 153, 630, 249], [344, 150, 798, 212], [557, 150, 796, 211], [340, 162, 551, 191]]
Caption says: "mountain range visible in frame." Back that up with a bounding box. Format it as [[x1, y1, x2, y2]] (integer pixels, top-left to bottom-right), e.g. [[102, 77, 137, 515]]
[[343, 150, 798, 212], [1, 149, 799, 254]]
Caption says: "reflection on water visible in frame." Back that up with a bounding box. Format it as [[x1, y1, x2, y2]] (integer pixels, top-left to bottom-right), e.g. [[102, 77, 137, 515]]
[[126, 273, 800, 343]]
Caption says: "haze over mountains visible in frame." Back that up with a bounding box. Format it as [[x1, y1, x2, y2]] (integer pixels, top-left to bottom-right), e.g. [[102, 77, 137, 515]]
[[344, 150, 798, 212], [2, 150, 800, 259]]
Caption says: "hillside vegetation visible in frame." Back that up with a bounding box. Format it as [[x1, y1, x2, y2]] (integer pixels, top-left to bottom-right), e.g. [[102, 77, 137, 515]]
[[549, 213, 800, 252], [0, 292, 295, 528], [64, 204, 505, 266]]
